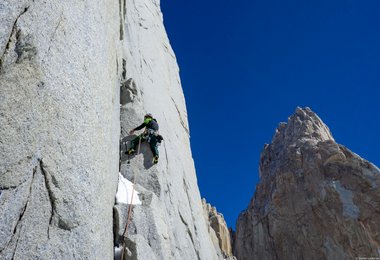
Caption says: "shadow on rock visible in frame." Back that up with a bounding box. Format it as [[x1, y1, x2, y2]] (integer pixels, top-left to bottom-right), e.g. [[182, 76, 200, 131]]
[[120, 135, 138, 162], [120, 135, 156, 170]]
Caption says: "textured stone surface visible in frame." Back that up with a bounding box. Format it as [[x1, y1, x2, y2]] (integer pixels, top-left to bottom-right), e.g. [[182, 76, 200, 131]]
[[114, 0, 226, 259], [1, 0, 230, 259], [202, 198, 233, 257], [0, 1, 121, 259], [234, 107, 380, 260]]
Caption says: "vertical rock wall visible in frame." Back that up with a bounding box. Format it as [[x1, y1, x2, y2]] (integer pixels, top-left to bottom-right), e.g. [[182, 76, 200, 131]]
[[234, 107, 380, 260], [0, 1, 121, 259], [1, 0, 230, 259], [0, 0, 232, 260], [115, 0, 226, 259]]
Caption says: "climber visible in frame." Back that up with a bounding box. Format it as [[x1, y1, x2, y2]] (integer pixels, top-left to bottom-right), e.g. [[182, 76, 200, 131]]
[[126, 113, 163, 164]]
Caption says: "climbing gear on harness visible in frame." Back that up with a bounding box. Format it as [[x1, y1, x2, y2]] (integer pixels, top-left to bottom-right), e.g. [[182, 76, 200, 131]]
[[126, 148, 135, 155], [153, 155, 159, 164], [146, 128, 158, 135], [144, 129, 158, 142], [156, 134, 164, 143], [120, 137, 142, 259]]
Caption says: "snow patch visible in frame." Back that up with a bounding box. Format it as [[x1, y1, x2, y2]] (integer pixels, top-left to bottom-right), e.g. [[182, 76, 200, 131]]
[[331, 181, 359, 219], [116, 172, 142, 205]]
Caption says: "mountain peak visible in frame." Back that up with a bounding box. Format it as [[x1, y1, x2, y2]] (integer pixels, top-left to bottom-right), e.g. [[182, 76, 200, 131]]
[[236, 107, 380, 260], [272, 107, 334, 146]]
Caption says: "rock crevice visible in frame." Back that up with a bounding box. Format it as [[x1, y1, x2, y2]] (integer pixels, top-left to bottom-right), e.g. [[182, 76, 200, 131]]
[[0, 4, 31, 64], [40, 160, 56, 229], [0, 164, 36, 256]]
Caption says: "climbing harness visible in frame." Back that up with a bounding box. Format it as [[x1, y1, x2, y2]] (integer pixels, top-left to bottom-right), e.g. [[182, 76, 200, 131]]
[[120, 136, 142, 260], [126, 129, 163, 164], [144, 128, 158, 142]]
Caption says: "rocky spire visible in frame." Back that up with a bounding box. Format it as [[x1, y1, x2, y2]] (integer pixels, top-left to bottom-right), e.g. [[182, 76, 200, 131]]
[[235, 107, 380, 260], [271, 107, 334, 147], [259, 107, 334, 178]]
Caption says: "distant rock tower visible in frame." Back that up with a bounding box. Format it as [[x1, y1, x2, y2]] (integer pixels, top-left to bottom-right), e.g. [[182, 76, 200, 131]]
[[234, 107, 380, 260]]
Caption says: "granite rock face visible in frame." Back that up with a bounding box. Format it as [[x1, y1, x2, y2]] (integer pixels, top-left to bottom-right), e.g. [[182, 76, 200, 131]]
[[114, 0, 226, 259], [1, 0, 228, 259], [234, 107, 380, 260], [202, 199, 234, 258], [0, 1, 120, 259]]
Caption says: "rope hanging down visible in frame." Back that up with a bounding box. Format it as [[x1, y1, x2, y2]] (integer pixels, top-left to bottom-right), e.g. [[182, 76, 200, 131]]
[[120, 135, 142, 260]]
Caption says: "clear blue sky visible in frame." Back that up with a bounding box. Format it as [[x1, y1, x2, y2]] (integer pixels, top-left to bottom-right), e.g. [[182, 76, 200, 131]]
[[161, 0, 380, 228]]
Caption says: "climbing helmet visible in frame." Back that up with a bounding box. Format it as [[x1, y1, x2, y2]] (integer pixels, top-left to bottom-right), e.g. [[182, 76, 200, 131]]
[[144, 113, 153, 119]]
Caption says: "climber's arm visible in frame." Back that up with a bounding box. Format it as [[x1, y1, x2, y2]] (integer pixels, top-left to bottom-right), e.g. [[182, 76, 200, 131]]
[[134, 122, 146, 131], [129, 122, 147, 135]]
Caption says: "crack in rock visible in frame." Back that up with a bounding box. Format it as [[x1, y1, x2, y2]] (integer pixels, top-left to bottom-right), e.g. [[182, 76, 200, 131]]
[[0, 5, 30, 70], [39, 159, 74, 234], [179, 210, 197, 251], [163, 141, 169, 173], [40, 160, 57, 237], [171, 97, 190, 136], [0, 165, 36, 255], [45, 12, 64, 57], [119, 0, 126, 40]]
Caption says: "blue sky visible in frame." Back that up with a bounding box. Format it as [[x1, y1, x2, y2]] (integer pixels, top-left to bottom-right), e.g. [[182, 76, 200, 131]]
[[161, 0, 380, 228]]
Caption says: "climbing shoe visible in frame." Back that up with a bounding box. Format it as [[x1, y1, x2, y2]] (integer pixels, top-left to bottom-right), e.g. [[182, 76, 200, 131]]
[[152, 155, 159, 164], [126, 148, 135, 155]]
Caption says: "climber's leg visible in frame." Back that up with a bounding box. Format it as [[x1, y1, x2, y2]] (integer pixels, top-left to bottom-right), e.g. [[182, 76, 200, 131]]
[[149, 135, 159, 163]]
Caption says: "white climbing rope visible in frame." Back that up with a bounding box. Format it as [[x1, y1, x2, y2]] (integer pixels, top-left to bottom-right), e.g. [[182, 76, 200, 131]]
[[120, 135, 142, 260]]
